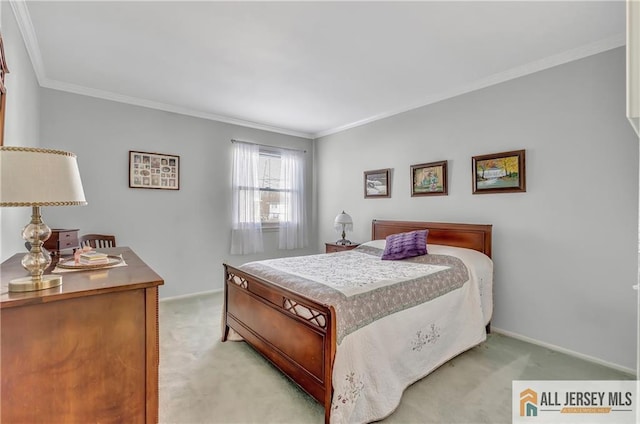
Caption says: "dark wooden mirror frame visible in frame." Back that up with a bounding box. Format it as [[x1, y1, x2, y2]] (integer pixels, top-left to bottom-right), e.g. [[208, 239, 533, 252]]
[[0, 32, 10, 147]]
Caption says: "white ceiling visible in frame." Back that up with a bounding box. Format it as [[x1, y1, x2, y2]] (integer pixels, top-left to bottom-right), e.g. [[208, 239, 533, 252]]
[[12, 1, 626, 139]]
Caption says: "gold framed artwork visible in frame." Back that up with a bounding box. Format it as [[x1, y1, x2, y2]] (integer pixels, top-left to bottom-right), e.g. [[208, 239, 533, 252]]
[[129, 150, 180, 190], [364, 168, 391, 198], [411, 160, 448, 196], [472, 149, 526, 194]]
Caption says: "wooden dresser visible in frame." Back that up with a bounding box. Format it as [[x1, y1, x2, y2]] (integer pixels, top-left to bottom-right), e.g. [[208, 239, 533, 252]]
[[0, 247, 163, 423]]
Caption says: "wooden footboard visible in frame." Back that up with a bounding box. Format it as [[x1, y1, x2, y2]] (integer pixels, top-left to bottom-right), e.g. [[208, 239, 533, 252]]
[[222, 264, 336, 424]]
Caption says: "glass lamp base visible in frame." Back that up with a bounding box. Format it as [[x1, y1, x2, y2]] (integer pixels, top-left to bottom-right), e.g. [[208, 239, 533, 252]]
[[9, 274, 62, 292]]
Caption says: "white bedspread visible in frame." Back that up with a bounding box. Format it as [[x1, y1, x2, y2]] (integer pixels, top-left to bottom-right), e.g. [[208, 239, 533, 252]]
[[329, 241, 492, 423], [260, 250, 449, 297], [228, 241, 493, 424]]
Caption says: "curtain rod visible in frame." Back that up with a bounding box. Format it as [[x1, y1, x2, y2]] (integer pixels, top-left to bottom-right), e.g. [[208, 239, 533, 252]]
[[231, 139, 306, 154]]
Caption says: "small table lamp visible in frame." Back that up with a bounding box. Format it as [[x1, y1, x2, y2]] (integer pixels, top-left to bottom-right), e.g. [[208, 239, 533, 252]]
[[334, 211, 353, 245], [0, 146, 87, 292]]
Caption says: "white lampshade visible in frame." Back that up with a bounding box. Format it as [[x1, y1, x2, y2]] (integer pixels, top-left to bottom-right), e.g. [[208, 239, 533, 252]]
[[0, 147, 87, 206], [334, 211, 353, 231], [0, 146, 87, 293], [333, 211, 353, 246]]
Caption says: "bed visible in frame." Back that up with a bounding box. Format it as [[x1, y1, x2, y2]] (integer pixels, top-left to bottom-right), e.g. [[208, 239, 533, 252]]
[[222, 220, 493, 423]]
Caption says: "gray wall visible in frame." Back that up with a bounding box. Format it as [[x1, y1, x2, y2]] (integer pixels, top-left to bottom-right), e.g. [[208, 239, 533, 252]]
[[0, 2, 41, 260], [36, 90, 316, 299], [316, 47, 638, 371]]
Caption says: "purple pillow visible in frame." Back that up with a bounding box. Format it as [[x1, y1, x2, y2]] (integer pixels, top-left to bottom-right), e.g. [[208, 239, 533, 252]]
[[381, 229, 428, 260]]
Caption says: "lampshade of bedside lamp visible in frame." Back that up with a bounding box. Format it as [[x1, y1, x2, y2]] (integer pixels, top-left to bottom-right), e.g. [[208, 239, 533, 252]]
[[0, 147, 87, 292], [333, 211, 353, 245]]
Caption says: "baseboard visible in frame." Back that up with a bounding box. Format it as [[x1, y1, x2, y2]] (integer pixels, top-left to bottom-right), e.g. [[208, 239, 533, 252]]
[[491, 326, 636, 377], [159, 288, 223, 303]]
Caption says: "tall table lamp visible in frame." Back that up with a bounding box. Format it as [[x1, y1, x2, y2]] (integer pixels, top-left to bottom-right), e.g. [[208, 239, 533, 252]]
[[334, 211, 353, 245], [0, 146, 86, 292]]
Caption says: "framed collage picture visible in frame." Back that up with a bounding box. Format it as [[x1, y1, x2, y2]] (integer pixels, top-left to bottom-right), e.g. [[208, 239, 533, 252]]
[[129, 150, 180, 190]]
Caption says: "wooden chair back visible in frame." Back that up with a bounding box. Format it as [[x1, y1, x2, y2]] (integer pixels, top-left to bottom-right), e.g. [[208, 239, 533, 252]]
[[80, 234, 117, 249]]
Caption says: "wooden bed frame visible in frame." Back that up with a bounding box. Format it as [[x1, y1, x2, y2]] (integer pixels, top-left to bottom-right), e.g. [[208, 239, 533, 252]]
[[222, 220, 492, 423]]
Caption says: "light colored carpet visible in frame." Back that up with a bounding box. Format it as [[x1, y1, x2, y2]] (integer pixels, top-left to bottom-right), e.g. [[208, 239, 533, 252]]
[[159, 291, 633, 424]]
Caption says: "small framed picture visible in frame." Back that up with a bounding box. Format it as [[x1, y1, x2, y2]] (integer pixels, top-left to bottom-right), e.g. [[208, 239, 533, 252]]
[[472, 149, 526, 194], [129, 150, 180, 190], [364, 168, 391, 198], [411, 160, 448, 196]]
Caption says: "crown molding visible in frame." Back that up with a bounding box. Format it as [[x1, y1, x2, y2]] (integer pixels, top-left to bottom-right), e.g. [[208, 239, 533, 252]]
[[43, 79, 314, 139], [10, 0, 45, 86], [9, 0, 313, 140], [313, 33, 625, 139]]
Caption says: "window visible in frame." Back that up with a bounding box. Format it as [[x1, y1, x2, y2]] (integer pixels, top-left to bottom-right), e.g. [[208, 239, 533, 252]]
[[230, 141, 307, 253], [258, 152, 283, 227]]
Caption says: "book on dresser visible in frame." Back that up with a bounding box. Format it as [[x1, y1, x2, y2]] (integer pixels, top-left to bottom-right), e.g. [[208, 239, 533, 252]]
[[79, 251, 109, 264]]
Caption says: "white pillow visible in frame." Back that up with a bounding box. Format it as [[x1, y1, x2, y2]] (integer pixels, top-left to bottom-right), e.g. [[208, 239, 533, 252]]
[[356, 239, 386, 250]]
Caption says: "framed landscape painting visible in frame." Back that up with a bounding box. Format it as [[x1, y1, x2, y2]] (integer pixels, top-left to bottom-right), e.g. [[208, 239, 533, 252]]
[[411, 160, 448, 196], [364, 168, 391, 198], [472, 149, 526, 194]]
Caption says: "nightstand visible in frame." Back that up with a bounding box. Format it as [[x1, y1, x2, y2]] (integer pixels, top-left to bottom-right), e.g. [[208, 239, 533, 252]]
[[325, 242, 360, 253]]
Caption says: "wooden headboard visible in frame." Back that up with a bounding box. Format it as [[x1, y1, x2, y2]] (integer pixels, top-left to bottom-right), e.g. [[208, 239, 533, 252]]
[[371, 220, 493, 258]]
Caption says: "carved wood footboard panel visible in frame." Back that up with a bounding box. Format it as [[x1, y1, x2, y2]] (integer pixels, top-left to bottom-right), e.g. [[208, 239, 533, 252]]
[[222, 265, 336, 423]]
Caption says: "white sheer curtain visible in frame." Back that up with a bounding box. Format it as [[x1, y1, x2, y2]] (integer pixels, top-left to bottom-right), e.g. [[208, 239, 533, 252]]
[[230, 142, 264, 254], [279, 149, 308, 249]]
